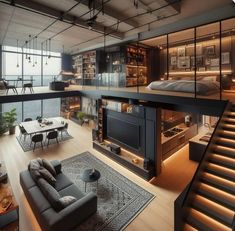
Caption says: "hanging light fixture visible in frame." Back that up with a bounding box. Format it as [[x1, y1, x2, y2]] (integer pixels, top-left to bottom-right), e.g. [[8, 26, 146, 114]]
[[28, 35, 31, 63], [35, 36, 38, 65], [25, 40, 28, 60], [16, 39, 19, 68], [48, 38, 51, 59], [32, 37, 35, 67], [45, 40, 48, 65]]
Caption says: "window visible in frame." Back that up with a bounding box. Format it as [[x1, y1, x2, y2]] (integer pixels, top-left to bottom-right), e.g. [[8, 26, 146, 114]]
[[43, 98, 61, 118]]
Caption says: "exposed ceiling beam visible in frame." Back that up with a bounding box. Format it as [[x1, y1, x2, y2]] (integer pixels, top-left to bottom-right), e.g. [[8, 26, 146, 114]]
[[75, 0, 139, 28], [0, 0, 124, 39], [165, 0, 181, 13]]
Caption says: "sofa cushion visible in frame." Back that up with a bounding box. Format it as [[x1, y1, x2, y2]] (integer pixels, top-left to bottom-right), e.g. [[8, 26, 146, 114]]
[[59, 196, 77, 208], [42, 159, 56, 176], [28, 186, 52, 214], [37, 178, 63, 211], [58, 184, 84, 200], [39, 167, 56, 186], [54, 173, 73, 192], [28, 159, 42, 181], [20, 170, 36, 190]]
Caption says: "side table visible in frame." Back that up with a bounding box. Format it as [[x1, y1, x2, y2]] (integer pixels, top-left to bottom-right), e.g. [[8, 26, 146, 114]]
[[80, 169, 100, 192]]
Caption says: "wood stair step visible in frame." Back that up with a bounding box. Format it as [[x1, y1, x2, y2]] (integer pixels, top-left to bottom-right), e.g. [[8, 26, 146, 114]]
[[226, 111, 235, 118], [187, 208, 232, 231], [223, 117, 235, 124], [197, 182, 235, 210], [213, 145, 235, 158], [209, 153, 235, 170], [191, 194, 234, 227], [218, 130, 235, 140], [216, 137, 235, 149], [222, 123, 235, 132], [206, 162, 235, 181], [183, 223, 198, 231], [201, 172, 235, 195]]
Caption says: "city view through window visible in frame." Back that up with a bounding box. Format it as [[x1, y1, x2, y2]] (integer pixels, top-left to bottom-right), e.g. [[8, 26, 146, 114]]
[[1, 46, 61, 122]]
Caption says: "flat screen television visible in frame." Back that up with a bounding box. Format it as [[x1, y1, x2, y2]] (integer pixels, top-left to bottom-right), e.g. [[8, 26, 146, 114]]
[[106, 116, 140, 150]]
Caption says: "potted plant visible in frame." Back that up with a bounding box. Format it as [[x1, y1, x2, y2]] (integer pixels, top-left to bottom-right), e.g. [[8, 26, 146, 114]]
[[0, 113, 8, 135], [4, 108, 17, 135], [76, 111, 85, 126]]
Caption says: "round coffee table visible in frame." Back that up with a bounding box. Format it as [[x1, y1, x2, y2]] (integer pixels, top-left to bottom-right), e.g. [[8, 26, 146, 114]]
[[80, 169, 100, 192]]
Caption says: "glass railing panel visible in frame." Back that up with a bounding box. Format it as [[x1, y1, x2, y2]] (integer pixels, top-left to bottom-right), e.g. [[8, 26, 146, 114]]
[[196, 22, 221, 100], [221, 18, 235, 102]]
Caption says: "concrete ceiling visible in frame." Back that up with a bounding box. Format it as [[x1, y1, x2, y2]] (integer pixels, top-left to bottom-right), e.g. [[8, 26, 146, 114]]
[[0, 0, 233, 54]]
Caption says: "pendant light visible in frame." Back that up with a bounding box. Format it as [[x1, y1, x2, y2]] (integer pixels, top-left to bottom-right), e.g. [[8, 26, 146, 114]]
[[16, 39, 19, 68], [32, 37, 35, 67], [25, 41, 28, 60], [35, 36, 38, 65], [45, 40, 48, 65], [28, 35, 31, 63], [48, 38, 51, 59]]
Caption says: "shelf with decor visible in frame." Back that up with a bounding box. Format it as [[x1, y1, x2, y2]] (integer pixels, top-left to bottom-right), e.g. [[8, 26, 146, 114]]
[[125, 46, 148, 87], [61, 97, 81, 119]]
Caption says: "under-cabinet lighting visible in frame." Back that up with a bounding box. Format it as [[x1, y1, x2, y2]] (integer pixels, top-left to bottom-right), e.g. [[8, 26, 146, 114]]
[[165, 70, 232, 76]]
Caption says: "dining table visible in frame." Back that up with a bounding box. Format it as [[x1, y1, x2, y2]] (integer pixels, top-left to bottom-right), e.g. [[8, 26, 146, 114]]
[[20, 117, 65, 135]]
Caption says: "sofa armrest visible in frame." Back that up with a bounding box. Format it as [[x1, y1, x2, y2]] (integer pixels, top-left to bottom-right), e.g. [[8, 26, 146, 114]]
[[50, 160, 62, 174], [42, 192, 97, 231]]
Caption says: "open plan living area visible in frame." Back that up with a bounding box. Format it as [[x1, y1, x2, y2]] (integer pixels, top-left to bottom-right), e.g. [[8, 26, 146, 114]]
[[0, 0, 235, 231]]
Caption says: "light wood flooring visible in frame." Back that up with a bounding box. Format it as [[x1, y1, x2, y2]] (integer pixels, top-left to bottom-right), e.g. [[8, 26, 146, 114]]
[[0, 119, 198, 231]]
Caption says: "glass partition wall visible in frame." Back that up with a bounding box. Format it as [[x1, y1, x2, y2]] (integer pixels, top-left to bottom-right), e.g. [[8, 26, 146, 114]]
[[139, 17, 235, 100]]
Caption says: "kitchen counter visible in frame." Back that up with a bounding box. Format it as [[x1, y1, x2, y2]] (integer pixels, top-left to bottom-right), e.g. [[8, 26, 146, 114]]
[[189, 131, 212, 162], [161, 123, 197, 160], [161, 123, 194, 144]]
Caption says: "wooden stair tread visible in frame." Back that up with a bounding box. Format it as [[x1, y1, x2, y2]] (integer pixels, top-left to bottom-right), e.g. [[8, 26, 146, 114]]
[[183, 223, 198, 231], [206, 163, 235, 181], [209, 153, 235, 169], [218, 129, 235, 139], [223, 117, 235, 124], [191, 194, 234, 227], [201, 172, 235, 195], [216, 137, 235, 148], [197, 182, 235, 210], [187, 208, 232, 231], [213, 145, 235, 158]]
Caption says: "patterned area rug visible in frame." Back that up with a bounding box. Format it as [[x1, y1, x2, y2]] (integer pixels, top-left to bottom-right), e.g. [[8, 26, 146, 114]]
[[61, 152, 155, 231], [16, 132, 73, 152]]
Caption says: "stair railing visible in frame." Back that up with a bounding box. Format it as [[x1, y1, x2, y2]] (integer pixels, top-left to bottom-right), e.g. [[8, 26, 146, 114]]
[[175, 101, 232, 230]]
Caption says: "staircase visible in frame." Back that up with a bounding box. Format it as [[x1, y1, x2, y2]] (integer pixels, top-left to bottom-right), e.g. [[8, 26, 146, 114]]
[[175, 103, 235, 231]]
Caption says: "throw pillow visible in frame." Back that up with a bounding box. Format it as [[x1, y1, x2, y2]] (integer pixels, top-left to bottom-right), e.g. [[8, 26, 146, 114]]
[[28, 159, 41, 181], [42, 159, 56, 176], [39, 167, 56, 186], [59, 196, 77, 208], [37, 178, 63, 211]]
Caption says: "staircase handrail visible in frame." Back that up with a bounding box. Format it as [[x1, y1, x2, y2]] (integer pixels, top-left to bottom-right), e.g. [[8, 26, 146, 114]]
[[181, 100, 232, 208]]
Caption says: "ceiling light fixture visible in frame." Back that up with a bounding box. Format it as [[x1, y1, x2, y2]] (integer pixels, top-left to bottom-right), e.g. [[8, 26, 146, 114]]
[[16, 39, 19, 68], [48, 38, 51, 59], [28, 35, 31, 63], [35, 36, 38, 65]]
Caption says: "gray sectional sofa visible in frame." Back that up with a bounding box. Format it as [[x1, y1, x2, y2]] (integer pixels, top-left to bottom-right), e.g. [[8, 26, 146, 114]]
[[20, 159, 97, 231]]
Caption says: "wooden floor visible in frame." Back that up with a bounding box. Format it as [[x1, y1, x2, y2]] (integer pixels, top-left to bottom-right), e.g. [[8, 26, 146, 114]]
[[0, 119, 198, 231]]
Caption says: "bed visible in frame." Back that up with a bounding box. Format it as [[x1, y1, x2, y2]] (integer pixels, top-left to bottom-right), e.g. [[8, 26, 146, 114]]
[[147, 79, 220, 96]]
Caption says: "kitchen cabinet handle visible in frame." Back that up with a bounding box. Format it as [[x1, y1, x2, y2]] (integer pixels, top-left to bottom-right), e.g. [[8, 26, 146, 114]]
[[178, 135, 185, 139]]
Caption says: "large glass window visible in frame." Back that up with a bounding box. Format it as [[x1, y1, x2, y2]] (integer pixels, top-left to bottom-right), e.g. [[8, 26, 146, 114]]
[[2, 102, 23, 123], [196, 22, 220, 100], [2, 52, 22, 81], [43, 98, 61, 118], [43, 56, 61, 86], [23, 53, 41, 87], [221, 18, 235, 101], [23, 100, 41, 121]]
